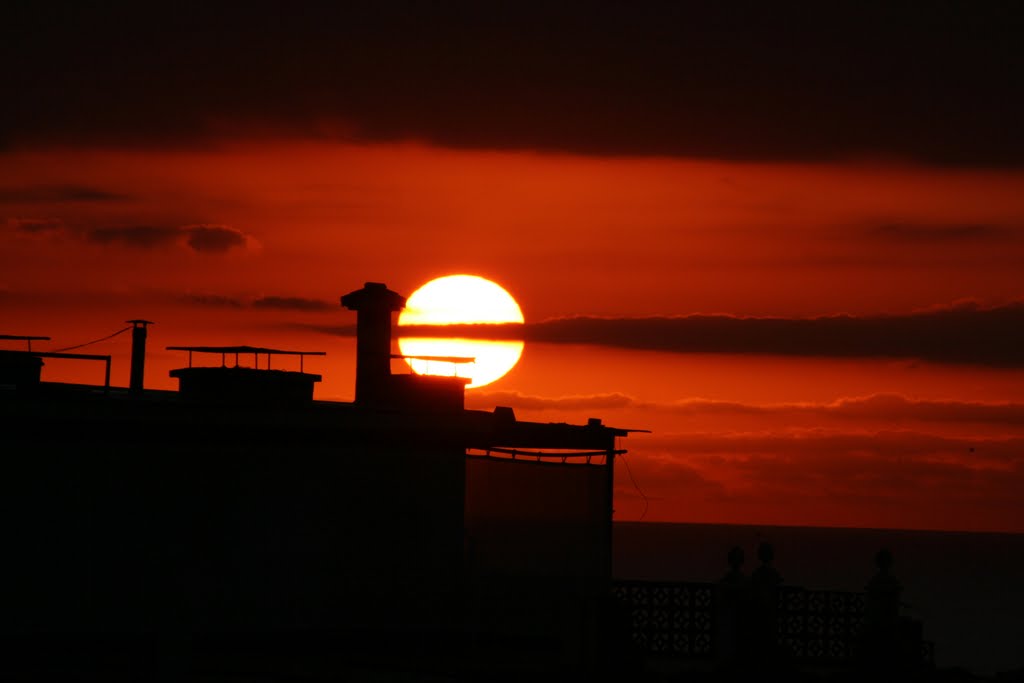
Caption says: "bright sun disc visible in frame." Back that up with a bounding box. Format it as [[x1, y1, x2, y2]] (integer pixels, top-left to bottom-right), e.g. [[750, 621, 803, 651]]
[[397, 275, 524, 388]]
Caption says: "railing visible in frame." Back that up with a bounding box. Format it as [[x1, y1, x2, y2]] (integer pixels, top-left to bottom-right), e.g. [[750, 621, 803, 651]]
[[1, 339, 112, 391], [167, 345, 325, 372], [777, 586, 866, 662], [612, 581, 716, 658], [467, 446, 623, 465], [611, 580, 934, 668]]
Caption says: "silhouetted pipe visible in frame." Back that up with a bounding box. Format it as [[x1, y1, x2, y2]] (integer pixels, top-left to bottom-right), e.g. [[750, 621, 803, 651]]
[[126, 320, 154, 393], [340, 283, 406, 404]]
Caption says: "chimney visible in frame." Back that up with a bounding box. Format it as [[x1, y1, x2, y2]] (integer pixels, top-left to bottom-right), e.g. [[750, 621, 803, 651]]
[[340, 283, 406, 405], [126, 320, 154, 393]]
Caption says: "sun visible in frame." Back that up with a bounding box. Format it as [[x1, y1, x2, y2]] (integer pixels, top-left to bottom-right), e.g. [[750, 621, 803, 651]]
[[397, 275, 524, 388], [397, 275, 524, 326]]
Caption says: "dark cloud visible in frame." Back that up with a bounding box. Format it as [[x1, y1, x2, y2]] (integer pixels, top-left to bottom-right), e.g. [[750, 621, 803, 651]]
[[467, 391, 634, 412], [299, 325, 356, 337], [7, 218, 64, 233], [252, 296, 334, 312], [86, 225, 179, 249], [467, 391, 1024, 429], [327, 302, 1024, 366], [82, 224, 250, 253], [643, 430, 1023, 464], [523, 302, 1024, 367], [5, 219, 251, 254], [621, 430, 1024, 530], [181, 293, 245, 309], [183, 293, 334, 313], [296, 324, 356, 337], [2, 3, 1023, 165], [182, 225, 247, 253], [397, 323, 523, 340], [793, 394, 1024, 427], [0, 185, 131, 203], [872, 224, 1013, 243], [648, 394, 1024, 428]]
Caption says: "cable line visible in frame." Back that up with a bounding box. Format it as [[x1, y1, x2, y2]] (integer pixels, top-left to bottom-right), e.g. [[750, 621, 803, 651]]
[[620, 451, 649, 522], [49, 326, 131, 353]]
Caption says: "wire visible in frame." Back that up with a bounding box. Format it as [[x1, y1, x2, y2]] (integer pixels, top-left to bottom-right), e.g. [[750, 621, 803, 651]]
[[619, 451, 649, 522], [49, 326, 131, 353]]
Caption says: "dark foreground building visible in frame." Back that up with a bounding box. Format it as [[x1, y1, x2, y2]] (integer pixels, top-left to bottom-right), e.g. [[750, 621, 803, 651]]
[[0, 282, 633, 681]]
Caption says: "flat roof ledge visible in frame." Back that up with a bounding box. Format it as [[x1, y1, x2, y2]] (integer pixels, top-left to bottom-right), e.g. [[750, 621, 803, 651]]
[[170, 366, 321, 404]]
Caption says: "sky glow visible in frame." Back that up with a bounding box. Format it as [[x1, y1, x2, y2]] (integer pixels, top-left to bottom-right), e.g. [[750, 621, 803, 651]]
[[3, 4, 1023, 532]]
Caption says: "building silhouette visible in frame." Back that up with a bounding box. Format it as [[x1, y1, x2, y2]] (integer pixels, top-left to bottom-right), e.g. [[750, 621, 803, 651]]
[[0, 281, 634, 680]]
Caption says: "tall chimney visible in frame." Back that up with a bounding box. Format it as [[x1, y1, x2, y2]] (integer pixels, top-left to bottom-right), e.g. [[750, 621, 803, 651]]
[[126, 320, 154, 393], [340, 283, 406, 404]]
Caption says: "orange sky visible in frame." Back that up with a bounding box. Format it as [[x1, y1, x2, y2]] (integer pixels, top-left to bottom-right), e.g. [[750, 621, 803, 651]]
[[4, 142, 1024, 314], [3, 141, 1024, 533]]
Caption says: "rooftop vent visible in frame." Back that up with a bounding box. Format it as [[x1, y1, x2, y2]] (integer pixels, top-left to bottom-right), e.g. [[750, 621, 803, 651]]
[[340, 282, 470, 411], [127, 320, 153, 393], [340, 282, 406, 405]]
